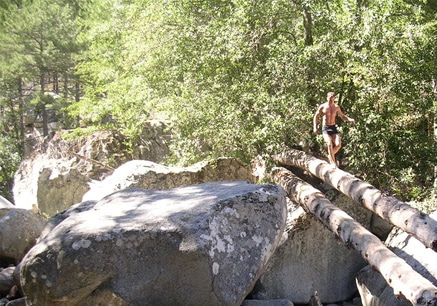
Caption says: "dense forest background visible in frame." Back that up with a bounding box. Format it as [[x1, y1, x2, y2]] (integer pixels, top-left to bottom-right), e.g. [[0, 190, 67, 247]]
[[0, 0, 436, 209]]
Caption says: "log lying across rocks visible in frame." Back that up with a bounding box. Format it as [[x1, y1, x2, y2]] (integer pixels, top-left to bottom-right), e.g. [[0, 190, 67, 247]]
[[272, 167, 437, 306], [273, 148, 437, 251]]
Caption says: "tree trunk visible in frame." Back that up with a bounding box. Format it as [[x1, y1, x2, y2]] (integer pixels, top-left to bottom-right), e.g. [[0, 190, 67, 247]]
[[273, 148, 437, 251], [302, 6, 317, 106], [54, 72, 59, 94], [63, 73, 69, 99], [40, 74, 49, 137], [18, 77, 25, 154], [302, 7, 313, 46], [75, 80, 80, 102], [272, 167, 437, 306]]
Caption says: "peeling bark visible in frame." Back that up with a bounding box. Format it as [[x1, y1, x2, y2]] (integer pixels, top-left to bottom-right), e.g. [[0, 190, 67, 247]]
[[272, 167, 437, 306], [273, 148, 437, 251]]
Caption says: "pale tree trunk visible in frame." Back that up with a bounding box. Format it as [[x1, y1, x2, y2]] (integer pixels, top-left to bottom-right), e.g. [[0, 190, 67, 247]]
[[272, 167, 437, 306], [273, 148, 437, 251]]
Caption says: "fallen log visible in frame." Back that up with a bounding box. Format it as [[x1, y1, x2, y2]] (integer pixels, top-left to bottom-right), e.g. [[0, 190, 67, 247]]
[[272, 167, 437, 306], [273, 148, 437, 251]]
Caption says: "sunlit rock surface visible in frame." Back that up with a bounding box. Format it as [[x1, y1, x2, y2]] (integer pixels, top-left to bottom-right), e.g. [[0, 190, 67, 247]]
[[21, 182, 287, 306], [13, 125, 169, 216], [82, 158, 255, 202]]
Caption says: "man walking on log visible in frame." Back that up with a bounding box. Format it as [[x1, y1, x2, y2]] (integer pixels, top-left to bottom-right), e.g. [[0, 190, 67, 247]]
[[313, 92, 355, 166]]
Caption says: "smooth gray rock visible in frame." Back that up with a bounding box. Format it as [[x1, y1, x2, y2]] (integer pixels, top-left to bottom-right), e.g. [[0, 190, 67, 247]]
[[37, 200, 98, 243], [253, 193, 369, 304], [36, 168, 90, 216], [0, 267, 15, 295], [21, 182, 287, 306], [0, 209, 46, 263], [13, 154, 90, 215], [4, 297, 25, 306], [242, 299, 294, 306], [12, 263, 21, 293], [14, 148, 253, 217]]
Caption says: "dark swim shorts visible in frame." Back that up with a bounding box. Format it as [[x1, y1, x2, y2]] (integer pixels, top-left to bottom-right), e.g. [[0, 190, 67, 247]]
[[322, 125, 339, 135]]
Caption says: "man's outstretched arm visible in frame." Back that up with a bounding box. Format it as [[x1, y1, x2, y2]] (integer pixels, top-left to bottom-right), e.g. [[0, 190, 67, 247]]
[[338, 107, 355, 123], [313, 107, 322, 133]]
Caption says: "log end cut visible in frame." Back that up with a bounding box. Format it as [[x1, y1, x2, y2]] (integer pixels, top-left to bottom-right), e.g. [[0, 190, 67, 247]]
[[414, 288, 437, 306]]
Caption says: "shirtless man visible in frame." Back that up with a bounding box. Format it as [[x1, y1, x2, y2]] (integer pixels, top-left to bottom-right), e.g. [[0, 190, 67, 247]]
[[313, 92, 355, 166]]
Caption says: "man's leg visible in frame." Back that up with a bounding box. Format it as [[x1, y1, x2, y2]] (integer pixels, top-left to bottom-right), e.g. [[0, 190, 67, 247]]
[[331, 134, 342, 166], [323, 133, 336, 165]]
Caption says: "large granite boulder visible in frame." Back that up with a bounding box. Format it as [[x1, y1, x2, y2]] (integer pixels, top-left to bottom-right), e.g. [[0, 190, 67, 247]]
[[37, 166, 91, 217], [21, 182, 287, 306], [0, 267, 15, 296], [356, 210, 437, 306], [14, 132, 106, 213], [82, 158, 254, 202], [14, 128, 253, 217], [252, 192, 370, 304], [0, 208, 46, 264], [242, 299, 294, 306], [13, 125, 170, 215]]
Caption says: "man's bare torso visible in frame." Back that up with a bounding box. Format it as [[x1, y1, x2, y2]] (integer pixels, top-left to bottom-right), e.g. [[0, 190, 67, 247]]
[[319, 102, 340, 126]]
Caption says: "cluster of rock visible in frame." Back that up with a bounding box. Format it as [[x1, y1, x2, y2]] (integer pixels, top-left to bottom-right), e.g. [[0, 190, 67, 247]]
[[3, 163, 365, 306], [22, 182, 288, 305], [2, 130, 436, 305], [13, 127, 252, 217], [13, 122, 170, 216], [0, 197, 46, 306]]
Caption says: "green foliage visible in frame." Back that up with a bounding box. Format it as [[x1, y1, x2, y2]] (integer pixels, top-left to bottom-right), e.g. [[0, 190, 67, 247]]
[[0, 135, 21, 200], [68, 0, 436, 205], [135, 0, 317, 163], [1, 0, 79, 78], [410, 196, 437, 215], [61, 125, 112, 140], [0, 0, 82, 197], [339, 0, 437, 200], [0, 0, 436, 206]]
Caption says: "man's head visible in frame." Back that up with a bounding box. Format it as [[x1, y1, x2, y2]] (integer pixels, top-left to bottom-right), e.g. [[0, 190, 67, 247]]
[[327, 92, 336, 102]]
